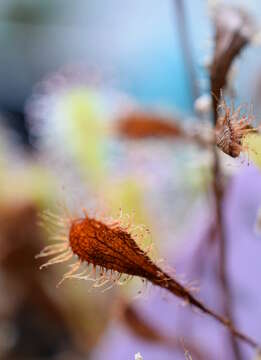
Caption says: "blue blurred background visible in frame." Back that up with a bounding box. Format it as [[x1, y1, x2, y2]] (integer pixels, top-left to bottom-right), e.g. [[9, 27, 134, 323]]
[[1, 0, 261, 139]]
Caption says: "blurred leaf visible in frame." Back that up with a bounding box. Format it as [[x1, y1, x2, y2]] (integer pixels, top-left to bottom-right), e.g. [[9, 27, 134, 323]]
[[62, 89, 107, 185], [243, 133, 261, 169], [117, 111, 182, 139]]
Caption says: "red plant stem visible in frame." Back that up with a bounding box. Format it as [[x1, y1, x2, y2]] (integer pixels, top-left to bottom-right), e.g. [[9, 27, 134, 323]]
[[153, 270, 259, 350], [210, 10, 249, 353], [211, 29, 248, 126], [212, 148, 243, 359]]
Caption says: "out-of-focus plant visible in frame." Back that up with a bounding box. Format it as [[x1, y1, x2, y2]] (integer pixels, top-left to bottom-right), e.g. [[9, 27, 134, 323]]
[[57, 89, 107, 184], [27, 77, 154, 253], [24, 2, 261, 359]]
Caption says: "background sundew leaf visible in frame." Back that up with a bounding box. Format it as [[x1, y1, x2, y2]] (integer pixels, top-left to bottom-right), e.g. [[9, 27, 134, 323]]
[[61, 89, 107, 185], [242, 133, 261, 169]]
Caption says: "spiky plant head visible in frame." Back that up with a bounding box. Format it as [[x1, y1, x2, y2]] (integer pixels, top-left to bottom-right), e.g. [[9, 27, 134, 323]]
[[37, 208, 156, 290]]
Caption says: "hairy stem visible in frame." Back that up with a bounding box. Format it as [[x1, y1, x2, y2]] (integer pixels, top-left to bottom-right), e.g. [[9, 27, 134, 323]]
[[152, 269, 259, 350]]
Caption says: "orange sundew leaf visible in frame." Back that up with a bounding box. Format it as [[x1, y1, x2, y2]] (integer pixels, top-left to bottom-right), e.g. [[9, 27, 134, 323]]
[[36, 209, 259, 350], [116, 111, 183, 139]]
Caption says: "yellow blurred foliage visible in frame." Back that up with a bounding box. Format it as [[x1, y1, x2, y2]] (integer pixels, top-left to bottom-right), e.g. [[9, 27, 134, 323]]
[[243, 133, 261, 169]]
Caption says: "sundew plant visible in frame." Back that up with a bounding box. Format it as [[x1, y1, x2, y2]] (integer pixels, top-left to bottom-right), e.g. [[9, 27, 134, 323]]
[[23, 1, 261, 360]]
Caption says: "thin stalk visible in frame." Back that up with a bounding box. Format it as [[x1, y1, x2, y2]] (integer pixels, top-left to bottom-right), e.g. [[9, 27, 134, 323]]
[[153, 269, 259, 350], [212, 148, 243, 359]]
